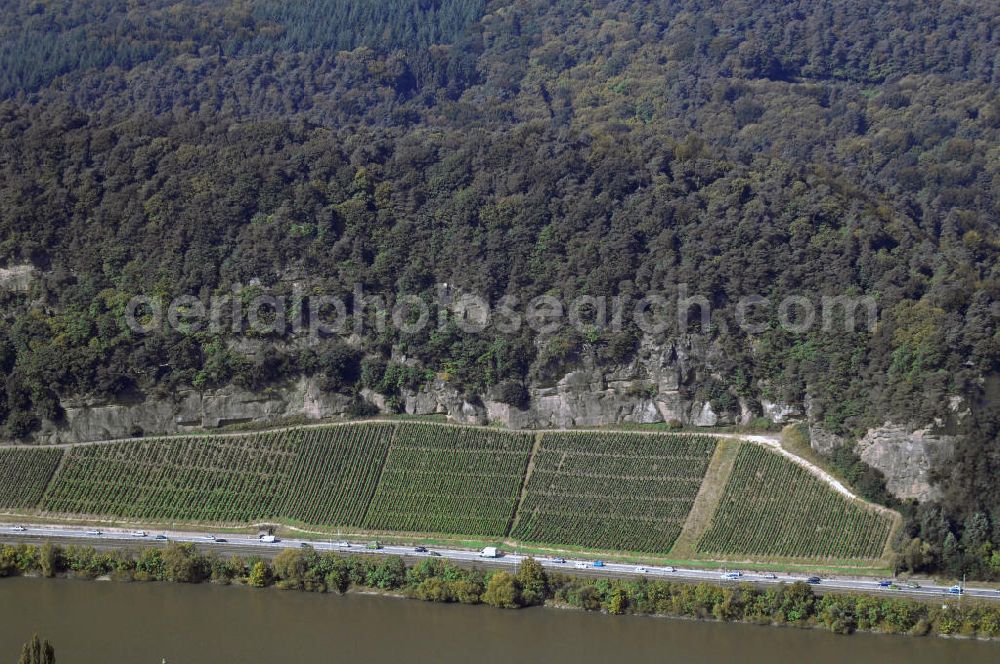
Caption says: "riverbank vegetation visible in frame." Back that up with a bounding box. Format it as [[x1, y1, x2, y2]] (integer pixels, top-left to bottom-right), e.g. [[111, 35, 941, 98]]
[[16, 634, 55, 664], [0, 541, 997, 640]]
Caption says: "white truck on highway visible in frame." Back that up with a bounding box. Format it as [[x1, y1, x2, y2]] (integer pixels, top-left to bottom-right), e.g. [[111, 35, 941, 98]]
[[479, 546, 499, 558], [259, 535, 278, 544]]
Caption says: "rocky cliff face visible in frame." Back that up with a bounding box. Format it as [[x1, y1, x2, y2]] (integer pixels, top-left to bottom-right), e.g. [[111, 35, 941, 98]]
[[853, 423, 957, 502], [0, 264, 36, 292], [398, 335, 787, 430], [26, 331, 960, 506], [31, 334, 786, 443], [35, 377, 354, 444], [805, 392, 966, 501]]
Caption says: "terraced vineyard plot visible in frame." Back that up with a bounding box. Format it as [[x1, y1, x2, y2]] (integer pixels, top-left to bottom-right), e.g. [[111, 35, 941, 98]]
[[42, 434, 298, 522], [0, 448, 64, 509], [3, 422, 898, 563], [363, 423, 533, 537], [278, 423, 394, 527], [511, 432, 717, 553], [697, 444, 894, 560]]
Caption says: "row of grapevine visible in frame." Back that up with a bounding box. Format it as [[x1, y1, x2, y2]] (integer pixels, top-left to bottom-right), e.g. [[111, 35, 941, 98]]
[[361, 423, 534, 537], [29, 423, 536, 538], [42, 433, 298, 522], [511, 432, 717, 553], [278, 423, 394, 527], [697, 444, 894, 560], [0, 447, 64, 509]]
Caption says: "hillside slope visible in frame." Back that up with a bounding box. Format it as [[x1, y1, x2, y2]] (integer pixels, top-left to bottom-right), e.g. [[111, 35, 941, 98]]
[[0, 422, 896, 564], [0, 0, 995, 577]]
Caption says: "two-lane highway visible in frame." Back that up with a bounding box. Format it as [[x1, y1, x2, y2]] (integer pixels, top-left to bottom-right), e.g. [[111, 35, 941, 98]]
[[3, 522, 998, 602]]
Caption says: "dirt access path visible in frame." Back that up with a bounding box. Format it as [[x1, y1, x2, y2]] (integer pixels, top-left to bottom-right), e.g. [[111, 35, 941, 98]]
[[669, 438, 741, 558]]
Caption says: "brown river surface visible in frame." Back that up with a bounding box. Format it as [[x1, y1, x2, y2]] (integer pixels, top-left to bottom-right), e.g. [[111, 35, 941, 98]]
[[1, 577, 998, 663]]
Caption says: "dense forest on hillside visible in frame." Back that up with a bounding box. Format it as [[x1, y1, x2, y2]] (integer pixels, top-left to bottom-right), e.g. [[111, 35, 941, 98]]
[[0, 1, 998, 576]]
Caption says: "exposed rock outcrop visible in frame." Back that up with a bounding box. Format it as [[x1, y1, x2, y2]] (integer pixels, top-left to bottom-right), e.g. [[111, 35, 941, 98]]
[[807, 424, 848, 456], [691, 401, 719, 427], [393, 335, 748, 429], [35, 377, 354, 444], [854, 423, 957, 502], [0, 264, 37, 292], [760, 399, 802, 425], [29, 334, 777, 442]]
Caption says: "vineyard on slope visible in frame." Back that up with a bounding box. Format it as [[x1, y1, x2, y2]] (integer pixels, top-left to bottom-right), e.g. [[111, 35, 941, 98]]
[[277, 423, 395, 527], [362, 423, 534, 537], [0, 447, 64, 510], [41, 433, 300, 522], [696, 443, 895, 560], [511, 432, 717, 554], [0, 423, 898, 564], [28, 422, 535, 538]]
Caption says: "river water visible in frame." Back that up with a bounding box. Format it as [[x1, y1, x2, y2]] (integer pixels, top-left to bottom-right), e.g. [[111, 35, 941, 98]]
[[1, 577, 997, 663]]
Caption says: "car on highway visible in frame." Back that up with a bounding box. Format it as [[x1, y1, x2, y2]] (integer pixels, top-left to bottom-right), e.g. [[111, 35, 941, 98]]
[[878, 580, 893, 588], [131, 531, 147, 538], [574, 562, 589, 569], [761, 573, 778, 580], [201, 535, 217, 541], [85, 530, 103, 536], [414, 546, 428, 553], [662, 566, 675, 573], [806, 576, 822, 585], [634, 566, 648, 574], [592, 560, 606, 568], [428, 551, 441, 557], [906, 581, 921, 589], [721, 571, 742, 580], [552, 557, 566, 564], [300, 542, 312, 548], [367, 541, 383, 550], [154, 535, 168, 540], [215, 538, 228, 543], [9, 525, 26, 532], [948, 585, 964, 595], [336, 541, 351, 548]]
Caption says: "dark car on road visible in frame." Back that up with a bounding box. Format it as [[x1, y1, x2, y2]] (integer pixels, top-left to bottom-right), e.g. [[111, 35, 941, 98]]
[[806, 576, 821, 584], [414, 546, 428, 553]]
